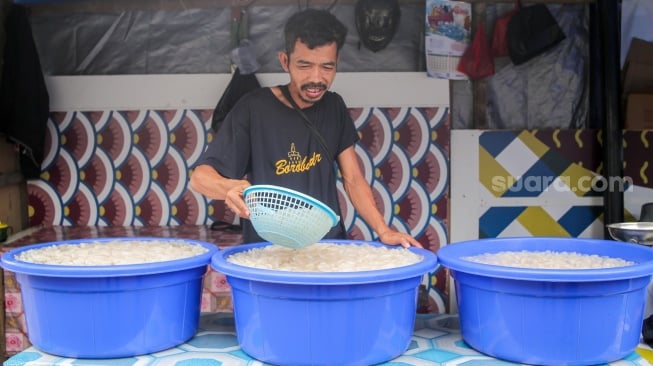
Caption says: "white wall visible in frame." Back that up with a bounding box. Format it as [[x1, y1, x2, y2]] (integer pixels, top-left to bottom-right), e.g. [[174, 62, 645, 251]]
[[46, 72, 449, 110]]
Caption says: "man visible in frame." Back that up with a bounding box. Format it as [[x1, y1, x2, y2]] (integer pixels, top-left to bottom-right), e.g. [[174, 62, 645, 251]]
[[190, 8, 421, 248]]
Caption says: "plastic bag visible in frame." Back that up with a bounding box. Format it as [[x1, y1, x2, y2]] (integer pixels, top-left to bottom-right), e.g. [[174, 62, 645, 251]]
[[211, 67, 260, 131], [230, 39, 259, 75], [507, 2, 566, 65], [457, 21, 495, 80], [491, 1, 520, 57]]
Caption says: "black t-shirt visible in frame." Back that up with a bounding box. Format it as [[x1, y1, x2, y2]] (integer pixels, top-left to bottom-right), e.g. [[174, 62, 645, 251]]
[[198, 86, 359, 243]]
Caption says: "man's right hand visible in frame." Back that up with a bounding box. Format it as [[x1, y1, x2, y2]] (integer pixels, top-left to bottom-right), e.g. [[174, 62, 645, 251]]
[[189, 165, 252, 218], [225, 182, 252, 219]]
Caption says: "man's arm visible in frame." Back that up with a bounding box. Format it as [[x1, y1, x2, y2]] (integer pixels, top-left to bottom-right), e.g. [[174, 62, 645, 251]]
[[189, 164, 251, 218], [337, 146, 422, 248]]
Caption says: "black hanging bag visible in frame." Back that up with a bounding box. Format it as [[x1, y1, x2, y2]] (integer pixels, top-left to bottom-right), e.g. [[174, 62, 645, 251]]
[[211, 68, 260, 131], [506, 1, 566, 65]]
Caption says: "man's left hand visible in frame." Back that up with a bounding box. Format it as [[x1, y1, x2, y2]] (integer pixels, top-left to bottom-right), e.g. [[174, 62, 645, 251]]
[[378, 230, 423, 248]]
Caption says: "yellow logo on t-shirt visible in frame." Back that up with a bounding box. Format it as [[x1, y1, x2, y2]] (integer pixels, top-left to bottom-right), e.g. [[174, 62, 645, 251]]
[[276, 143, 322, 175]]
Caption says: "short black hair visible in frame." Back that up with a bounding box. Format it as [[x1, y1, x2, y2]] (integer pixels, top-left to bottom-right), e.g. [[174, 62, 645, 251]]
[[283, 8, 348, 55]]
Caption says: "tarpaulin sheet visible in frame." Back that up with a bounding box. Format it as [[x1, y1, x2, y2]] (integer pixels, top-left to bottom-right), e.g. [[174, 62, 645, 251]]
[[28, 4, 426, 75]]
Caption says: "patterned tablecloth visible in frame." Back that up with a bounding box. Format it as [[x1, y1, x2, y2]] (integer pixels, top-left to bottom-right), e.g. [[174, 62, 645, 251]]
[[3, 312, 651, 366]]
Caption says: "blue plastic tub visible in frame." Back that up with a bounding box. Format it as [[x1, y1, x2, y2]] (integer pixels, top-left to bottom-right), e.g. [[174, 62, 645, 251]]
[[437, 237, 653, 366], [0, 237, 218, 358], [211, 240, 438, 366]]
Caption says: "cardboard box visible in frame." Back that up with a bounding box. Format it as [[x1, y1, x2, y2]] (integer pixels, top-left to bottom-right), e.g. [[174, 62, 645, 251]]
[[625, 38, 653, 66], [0, 183, 27, 235], [0, 137, 19, 174], [623, 62, 653, 94], [0, 137, 28, 234], [623, 38, 653, 95], [625, 93, 653, 129]]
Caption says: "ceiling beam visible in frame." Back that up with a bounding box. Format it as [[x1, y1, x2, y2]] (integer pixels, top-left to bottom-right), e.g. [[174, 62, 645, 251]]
[[27, 0, 593, 16]]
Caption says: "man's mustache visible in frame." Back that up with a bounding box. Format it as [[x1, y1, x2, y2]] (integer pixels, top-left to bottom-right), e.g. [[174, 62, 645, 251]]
[[301, 83, 327, 91]]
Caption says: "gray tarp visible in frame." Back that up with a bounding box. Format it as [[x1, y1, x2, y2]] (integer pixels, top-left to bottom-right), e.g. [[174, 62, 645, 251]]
[[25, 2, 588, 129], [485, 4, 589, 129], [29, 4, 426, 75]]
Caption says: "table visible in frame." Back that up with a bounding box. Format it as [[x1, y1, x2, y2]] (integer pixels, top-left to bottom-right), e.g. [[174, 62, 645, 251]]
[[4, 313, 651, 366]]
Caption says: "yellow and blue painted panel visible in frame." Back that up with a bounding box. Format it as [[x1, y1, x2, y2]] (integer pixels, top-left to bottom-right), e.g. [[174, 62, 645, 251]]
[[477, 129, 653, 239]]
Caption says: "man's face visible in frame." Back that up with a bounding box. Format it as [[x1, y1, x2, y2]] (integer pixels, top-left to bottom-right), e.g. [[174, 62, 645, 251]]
[[279, 40, 338, 108]]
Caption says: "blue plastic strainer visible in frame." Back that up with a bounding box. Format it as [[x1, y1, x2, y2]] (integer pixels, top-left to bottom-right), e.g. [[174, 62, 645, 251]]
[[243, 185, 339, 249]]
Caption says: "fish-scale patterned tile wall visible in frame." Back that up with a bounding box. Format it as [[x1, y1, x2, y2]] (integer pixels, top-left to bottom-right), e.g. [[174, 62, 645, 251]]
[[6, 106, 451, 355], [29, 107, 450, 249]]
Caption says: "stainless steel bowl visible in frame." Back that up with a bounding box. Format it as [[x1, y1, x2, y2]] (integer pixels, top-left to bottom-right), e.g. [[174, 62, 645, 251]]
[[607, 222, 653, 246]]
